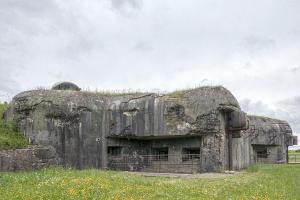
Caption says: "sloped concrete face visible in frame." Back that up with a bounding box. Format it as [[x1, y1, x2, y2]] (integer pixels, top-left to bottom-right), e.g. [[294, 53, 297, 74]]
[[4, 84, 295, 172]]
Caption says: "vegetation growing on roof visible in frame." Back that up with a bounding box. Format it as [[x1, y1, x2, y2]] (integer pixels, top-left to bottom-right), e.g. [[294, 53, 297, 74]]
[[79, 90, 146, 97], [166, 85, 228, 98], [0, 103, 28, 150], [166, 89, 191, 98], [27, 84, 229, 99]]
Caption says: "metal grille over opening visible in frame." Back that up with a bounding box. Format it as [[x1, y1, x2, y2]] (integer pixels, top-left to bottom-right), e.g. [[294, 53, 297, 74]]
[[182, 148, 200, 161], [151, 147, 168, 161]]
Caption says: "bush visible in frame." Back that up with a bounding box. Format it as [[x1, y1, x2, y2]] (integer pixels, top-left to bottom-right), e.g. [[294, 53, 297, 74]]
[[0, 103, 28, 150]]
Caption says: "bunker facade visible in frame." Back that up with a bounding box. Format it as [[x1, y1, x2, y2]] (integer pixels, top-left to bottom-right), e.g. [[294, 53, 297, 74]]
[[4, 83, 297, 173]]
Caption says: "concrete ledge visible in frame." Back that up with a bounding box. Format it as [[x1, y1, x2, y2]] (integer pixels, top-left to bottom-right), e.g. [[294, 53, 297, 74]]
[[0, 145, 60, 172]]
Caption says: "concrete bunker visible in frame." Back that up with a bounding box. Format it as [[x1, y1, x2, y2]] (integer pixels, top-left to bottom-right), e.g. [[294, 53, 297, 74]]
[[4, 83, 298, 173], [252, 144, 284, 163]]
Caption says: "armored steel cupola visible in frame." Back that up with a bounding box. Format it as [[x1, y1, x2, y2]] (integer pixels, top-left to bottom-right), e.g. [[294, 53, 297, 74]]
[[51, 82, 81, 91]]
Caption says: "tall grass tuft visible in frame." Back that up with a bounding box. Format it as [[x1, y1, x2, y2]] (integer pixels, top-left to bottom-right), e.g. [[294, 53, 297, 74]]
[[246, 164, 260, 173], [0, 103, 28, 150]]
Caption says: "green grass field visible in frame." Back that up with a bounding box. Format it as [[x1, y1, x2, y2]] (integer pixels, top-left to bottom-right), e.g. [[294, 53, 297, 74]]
[[288, 150, 300, 163], [0, 164, 299, 200], [0, 103, 28, 150]]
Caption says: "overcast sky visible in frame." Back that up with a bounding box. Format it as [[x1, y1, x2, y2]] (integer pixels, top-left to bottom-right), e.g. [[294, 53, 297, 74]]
[[1, 0, 300, 138]]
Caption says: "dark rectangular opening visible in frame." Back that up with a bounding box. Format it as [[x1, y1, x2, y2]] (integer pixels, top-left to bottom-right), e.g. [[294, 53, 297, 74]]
[[108, 146, 122, 157], [182, 148, 200, 161], [151, 147, 168, 161], [254, 146, 268, 158]]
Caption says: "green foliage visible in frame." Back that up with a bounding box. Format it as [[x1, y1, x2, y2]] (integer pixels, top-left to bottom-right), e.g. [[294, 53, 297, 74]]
[[0, 164, 299, 199], [0, 103, 28, 150]]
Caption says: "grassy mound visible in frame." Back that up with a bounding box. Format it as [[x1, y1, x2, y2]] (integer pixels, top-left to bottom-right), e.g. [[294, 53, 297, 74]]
[[0, 103, 28, 150], [0, 164, 299, 199]]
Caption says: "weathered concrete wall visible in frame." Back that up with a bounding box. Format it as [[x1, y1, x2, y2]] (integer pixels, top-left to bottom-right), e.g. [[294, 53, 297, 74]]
[[4, 87, 240, 172], [232, 115, 294, 170], [0, 145, 59, 171], [4, 85, 295, 173]]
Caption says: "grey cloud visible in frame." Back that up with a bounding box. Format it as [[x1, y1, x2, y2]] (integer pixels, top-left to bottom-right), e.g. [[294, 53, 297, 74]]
[[240, 99, 276, 117], [242, 62, 252, 70], [243, 36, 276, 53], [240, 97, 300, 133], [0, 67, 20, 102], [0, 0, 61, 29], [110, 0, 142, 9], [290, 65, 300, 73], [132, 41, 153, 52], [109, 0, 143, 14], [0, 0, 57, 12], [0, 0, 104, 70], [279, 96, 300, 107], [277, 97, 300, 131]]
